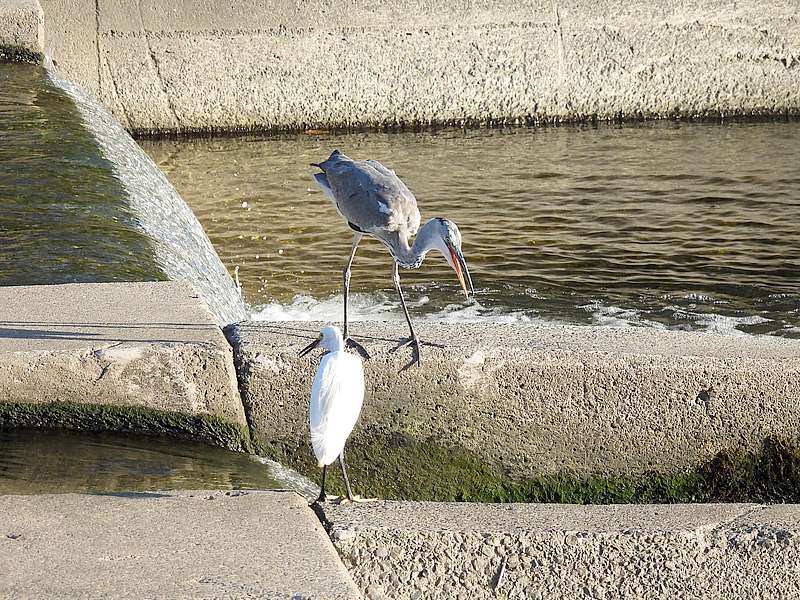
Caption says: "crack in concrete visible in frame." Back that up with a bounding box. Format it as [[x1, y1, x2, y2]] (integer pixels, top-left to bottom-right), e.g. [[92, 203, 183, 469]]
[[552, 0, 566, 82], [103, 55, 134, 131], [94, 0, 101, 92], [137, 0, 182, 130]]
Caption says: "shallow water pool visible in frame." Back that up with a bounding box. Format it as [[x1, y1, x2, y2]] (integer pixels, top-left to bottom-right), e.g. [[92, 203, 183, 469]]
[[141, 121, 800, 337]]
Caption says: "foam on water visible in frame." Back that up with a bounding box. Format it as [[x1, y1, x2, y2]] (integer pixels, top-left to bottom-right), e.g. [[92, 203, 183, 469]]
[[252, 292, 547, 325], [45, 66, 246, 325]]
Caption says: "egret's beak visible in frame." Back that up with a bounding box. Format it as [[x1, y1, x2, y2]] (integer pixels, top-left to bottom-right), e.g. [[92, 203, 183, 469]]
[[448, 244, 474, 298], [298, 336, 322, 357]]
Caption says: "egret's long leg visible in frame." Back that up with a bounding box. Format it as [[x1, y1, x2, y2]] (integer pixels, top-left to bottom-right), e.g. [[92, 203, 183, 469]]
[[391, 261, 422, 366], [338, 449, 354, 502], [342, 233, 362, 340], [317, 465, 327, 503]]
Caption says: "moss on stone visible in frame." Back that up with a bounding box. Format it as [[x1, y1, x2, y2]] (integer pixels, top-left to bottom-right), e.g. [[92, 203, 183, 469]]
[[0, 401, 252, 453], [265, 432, 800, 504]]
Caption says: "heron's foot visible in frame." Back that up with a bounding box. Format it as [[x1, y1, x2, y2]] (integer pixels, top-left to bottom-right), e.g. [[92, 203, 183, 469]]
[[391, 336, 444, 367], [344, 337, 370, 360]]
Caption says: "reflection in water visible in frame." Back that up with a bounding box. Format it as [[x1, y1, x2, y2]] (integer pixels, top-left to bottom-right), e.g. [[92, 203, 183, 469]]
[[141, 122, 800, 337], [0, 429, 314, 496]]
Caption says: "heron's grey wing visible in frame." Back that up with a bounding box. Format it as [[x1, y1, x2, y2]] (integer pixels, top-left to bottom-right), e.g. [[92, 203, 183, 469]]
[[364, 159, 396, 178], [324, 159, 420, 237]]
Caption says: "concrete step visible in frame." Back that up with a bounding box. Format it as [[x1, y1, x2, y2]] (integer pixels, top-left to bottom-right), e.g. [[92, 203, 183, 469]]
[[0, 281, 249, 448], [0, 490, 361, 599], [322, 500, 800, 599], [226, 320, 800, 484]]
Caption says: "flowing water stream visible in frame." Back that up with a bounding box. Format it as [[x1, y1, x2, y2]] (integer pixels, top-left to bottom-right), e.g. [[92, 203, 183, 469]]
[[0, 429, 315, 496], [141, 122, 800, 337]]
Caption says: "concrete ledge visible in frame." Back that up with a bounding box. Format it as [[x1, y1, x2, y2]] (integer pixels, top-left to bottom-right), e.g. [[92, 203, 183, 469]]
[[228, 321, 800, 485], [324, 500, 800, 599], [0, 490, 361, 599], [40, 0, 800, 133], [0, 0, 44, 61], [0, 282, 248, 440]]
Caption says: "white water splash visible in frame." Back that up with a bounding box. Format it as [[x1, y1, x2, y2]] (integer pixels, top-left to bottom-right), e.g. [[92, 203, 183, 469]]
[[250, 455, 318, 500], [45, 68, 247, 325], [580, 303, 668, 330], [251, 292, 542, 324]]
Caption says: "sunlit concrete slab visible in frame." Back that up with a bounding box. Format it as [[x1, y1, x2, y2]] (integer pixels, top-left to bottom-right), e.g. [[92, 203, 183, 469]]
[[0, 490, 361, 599], [228, 320, 800, 479], [0, 0, 43, 60], [323, 500, 800, 599], [0, 282, 248, 442]]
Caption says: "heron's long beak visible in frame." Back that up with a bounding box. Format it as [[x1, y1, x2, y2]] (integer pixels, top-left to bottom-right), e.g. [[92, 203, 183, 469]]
[[449, 245, 474, 298], [298, 336, 322, 357]]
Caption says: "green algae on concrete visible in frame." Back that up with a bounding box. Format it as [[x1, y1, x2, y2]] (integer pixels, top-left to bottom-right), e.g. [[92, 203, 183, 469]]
[[265, 432, 800, 504], [0, 401, 253, 453]]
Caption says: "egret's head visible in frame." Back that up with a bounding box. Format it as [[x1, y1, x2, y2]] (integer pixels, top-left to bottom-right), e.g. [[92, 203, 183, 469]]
[[298, 325, 344, 356], [430, 217, 474, 298]]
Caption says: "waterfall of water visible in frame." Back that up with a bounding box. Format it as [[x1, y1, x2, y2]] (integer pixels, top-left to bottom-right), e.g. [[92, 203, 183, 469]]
[[45, 67, 247, 326]]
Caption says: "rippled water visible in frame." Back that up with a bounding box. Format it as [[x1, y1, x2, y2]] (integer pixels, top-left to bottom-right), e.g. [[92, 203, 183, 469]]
[[0, 62, 164, 284], [0, 429, 315, 496], [141, 122, 800, 337]]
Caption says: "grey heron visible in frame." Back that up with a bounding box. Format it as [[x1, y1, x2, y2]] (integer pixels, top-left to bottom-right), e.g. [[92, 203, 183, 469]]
[[311, 150, 474, 365], [299, 324, 364, 503]]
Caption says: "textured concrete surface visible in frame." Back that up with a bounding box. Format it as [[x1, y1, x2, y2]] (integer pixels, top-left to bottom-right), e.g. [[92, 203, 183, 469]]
[[39, 0, 800, 133], [0, 490, 361, 599], [0, 281, 247, 428], [0, 0, 44, 60], [228, 321, 800, 479], [323, 500, 800, 599]]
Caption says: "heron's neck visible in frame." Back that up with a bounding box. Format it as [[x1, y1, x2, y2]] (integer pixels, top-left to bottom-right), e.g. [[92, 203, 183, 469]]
[[395, 220, 441, 268]]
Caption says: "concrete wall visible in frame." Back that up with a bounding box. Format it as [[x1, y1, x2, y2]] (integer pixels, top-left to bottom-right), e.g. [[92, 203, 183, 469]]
[[39, 0, 800, 134], [0, 0, 44, 60], [323, 500, 800, 599], [228, 321, 800, 483]]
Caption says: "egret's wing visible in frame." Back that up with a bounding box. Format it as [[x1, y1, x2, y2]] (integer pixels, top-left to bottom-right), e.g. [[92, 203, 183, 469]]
[[309, 351, 365, 466], [311, 151, 420, 237]]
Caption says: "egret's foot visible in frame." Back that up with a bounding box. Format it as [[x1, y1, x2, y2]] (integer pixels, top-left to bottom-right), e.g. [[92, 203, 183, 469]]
[[344, 337, 370, 360], [350, 495, 380, 503], [330, 495, 379, 505]]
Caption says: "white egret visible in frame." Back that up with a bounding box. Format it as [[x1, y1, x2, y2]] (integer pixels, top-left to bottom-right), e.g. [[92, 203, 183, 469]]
[[299, 324, 364, 503], [311, 150, 474, 366]]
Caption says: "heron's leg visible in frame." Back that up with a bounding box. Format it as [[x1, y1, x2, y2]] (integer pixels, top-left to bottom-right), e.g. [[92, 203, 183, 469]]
[[342, 234, 370, 359], [338, 450, 354, 502], [316, 465, 327, 503], [391, 261, 422, 366], [342, 233, 362, 340]]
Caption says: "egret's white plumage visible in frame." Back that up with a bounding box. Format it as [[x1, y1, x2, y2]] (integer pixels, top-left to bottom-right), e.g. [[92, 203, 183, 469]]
[[307, 326, 364, 468]]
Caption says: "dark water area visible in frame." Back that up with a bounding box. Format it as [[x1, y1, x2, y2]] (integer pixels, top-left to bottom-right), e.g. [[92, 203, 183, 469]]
[[0, 62, 164, 286], [0, 429, 293, 495], [141, 121, 800, 337]]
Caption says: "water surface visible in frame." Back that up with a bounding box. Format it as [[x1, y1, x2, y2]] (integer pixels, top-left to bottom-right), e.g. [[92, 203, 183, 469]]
[[0, 62, 164, 285], [142, 123, 800, 337], [0, 429, 313, 496]]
